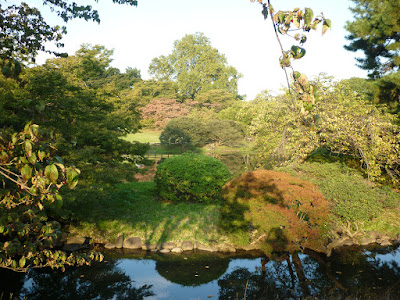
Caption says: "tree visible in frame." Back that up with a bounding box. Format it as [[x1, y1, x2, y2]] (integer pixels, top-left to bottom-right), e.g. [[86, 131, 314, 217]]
[[124, 80, 179, 107], [17, 45, 145, 165], [140, 98, 197, 129], [149, 33, 242, 100], [250, 1, 331, 130], [0, 0, 138, 70], [195, 89, 241, 112], [249, 79, 400, 184], [345, 0, 400, 78], [206, 120, 245, 147], [160, 117, 210, 145]]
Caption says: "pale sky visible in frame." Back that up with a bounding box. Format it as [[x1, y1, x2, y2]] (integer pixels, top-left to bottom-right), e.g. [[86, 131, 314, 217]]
[[34, 0, 368, 100]]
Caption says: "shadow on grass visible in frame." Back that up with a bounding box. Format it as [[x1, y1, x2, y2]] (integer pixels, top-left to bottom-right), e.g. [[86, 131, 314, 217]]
[[219, 171, 290, 250], [61, 180, 220, 245]]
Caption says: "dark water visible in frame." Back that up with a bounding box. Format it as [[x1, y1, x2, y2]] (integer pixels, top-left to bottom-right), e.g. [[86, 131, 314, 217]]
[[1, 245, 400, 299]]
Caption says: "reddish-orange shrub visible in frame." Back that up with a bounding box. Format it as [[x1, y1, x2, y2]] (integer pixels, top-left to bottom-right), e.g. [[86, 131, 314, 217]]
[[221, 170, 330, 253]]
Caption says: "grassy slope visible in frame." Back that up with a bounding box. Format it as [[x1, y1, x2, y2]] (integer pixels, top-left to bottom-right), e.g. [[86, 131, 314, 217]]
[[68, 181, 227, 245]]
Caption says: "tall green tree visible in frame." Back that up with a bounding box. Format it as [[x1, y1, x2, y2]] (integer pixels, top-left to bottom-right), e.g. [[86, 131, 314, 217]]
[[19, 45, 145, 165], [345, 0, 400, 78], [149, 33, 242, 100]]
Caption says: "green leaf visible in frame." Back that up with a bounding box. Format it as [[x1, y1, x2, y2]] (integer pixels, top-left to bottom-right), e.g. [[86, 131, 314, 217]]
[[0, 151, 9, 164], [35, 100, 45, 113], [298, 73, 308, 87], [21, 165, 32, 180], [24, 140, 32, 157], [22, 99, 33, 107], [291, 46, 306, 59], [66, 168, 80, 189], [31, 124, 40, 137], [278, 12, 285, 24], [28, 152, 37, 165], [304, 7, 313, 26], [19, 257, 26, 268], [322, 19, 331, 35], [55, 194, 63, 209], [45, 164, 59, 183], [38, 150, 46, 161], [292, 71, 301, 80]]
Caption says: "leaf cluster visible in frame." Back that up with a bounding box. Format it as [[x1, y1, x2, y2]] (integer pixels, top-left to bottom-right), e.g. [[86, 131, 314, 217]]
[[0, 124, 103, 272]]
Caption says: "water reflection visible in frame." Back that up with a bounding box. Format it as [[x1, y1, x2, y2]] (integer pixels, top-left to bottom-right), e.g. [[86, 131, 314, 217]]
[[1, 246, 400, 299]]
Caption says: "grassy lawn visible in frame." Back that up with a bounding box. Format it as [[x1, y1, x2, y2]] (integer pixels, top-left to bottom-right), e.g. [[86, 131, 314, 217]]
[[68, 181, 228, 246], [123, 129, 162, 144]]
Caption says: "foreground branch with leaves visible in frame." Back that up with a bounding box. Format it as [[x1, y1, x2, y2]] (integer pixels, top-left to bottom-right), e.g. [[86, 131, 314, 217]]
[[0, 123, 102, 272]]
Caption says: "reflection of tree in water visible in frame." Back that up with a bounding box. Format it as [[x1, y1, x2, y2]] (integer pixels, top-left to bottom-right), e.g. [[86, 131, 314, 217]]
[[219, 248, 400, 299], [0, 268, 26, 299], [156, 254, 229, 286], [20, 260, 154, 300], [213, 153, 255, 178]]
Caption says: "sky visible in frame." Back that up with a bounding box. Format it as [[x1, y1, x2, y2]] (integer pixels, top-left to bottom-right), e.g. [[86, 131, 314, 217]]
[[34, 0, 368, 100]]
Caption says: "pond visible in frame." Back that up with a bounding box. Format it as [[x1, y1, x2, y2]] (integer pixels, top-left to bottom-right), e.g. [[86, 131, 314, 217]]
[[1, 245, 400, 299]]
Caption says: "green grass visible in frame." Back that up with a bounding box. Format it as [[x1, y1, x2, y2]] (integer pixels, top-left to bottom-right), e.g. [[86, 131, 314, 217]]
[[123, 129, 162, 144], [67, 181, 228, 246]]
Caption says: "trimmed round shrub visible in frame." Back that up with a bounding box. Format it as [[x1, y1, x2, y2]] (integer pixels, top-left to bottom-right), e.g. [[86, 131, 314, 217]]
[[155, 152, 231, 204], [221, 170, 330, 254]]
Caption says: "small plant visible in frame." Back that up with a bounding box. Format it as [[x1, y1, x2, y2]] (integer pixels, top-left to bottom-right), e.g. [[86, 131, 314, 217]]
[[155, 152, 231, 204]]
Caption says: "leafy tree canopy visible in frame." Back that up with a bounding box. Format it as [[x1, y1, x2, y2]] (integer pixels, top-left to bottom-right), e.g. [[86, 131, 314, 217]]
[[0, 0, 138, 67], [149, 32, 242, 100], [345, 0, 400, 78], [1, 44, 146, 165]]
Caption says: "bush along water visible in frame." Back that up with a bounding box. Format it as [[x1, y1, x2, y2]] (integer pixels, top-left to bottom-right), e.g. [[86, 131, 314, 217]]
[[221, 170, 330, 255], [155, 152, 231, 204]]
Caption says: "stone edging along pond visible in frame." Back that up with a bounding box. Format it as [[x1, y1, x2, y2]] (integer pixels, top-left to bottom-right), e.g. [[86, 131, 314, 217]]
[[60, 231, 400, 257]]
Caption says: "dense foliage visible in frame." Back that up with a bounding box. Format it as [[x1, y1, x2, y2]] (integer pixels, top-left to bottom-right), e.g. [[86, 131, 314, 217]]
[[155, 153, 231, 204], [282, 162, 400, 222], [149, 33, 241, 100], [1, 45, 148, 165], [0, 124, 102, 272], [221, 170, 329, 254], [160, 117, 245, 147], [246, 78, 400, 184], [140, 98, 197, 129]]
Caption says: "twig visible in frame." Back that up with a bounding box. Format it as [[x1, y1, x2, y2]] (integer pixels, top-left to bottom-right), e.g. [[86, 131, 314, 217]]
[[267, 0, 292, 93]]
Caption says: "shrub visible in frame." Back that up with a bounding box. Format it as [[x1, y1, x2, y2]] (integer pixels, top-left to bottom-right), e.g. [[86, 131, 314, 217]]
[[161, 117, 210, 145], [221, 170, 330, 254], [155, 152, 231, 204], [159, 126, 191, 145], [280, 162, 400, 222]]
